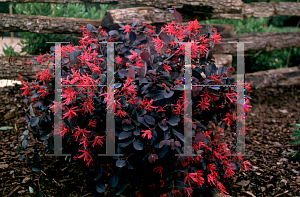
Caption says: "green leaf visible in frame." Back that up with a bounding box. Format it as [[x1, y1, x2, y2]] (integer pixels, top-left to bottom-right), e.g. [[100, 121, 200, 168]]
[[290, 123, 300, 128], [17, 145, 21, 153], [291, 134, 300, 138], [0, 126, 13, 130], [290, 137, 300, 145], [29, 186, 34, 193], [292, 129, 300, 134], [37, 191, 43, 197], [116, 184, 127, 195], [26, 155, 31, 164]]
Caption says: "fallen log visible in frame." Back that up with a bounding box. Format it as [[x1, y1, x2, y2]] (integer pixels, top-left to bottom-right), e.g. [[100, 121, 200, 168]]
[[0, 54, 232, 80], [0, 9, 234, 38], [213, 31, 300, 54], [0, 13, 102, 34], [0, 56, 52, 80], [1, 12, 299, 54], [245, 66, 300, 90]]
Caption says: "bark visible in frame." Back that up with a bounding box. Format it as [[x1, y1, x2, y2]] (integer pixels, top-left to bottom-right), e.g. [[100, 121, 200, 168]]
[[213, 31, 300, 54], [0, 54, 232, 80], [245, 66, 300, 90], [0, 13, 102, 34], [0, 0, 299, 20], [0, 56, 52, 80], [0, 10, 234, 38]]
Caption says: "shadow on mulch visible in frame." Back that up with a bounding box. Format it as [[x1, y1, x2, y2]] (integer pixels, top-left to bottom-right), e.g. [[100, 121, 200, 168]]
[[0, 84, 299, 197]]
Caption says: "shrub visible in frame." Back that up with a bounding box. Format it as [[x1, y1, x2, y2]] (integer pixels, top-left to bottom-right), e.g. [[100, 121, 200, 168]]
[[18, 7, 252, 197]]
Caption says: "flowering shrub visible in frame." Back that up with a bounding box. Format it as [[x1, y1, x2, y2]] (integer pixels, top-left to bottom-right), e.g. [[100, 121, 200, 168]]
[[18, 7, 252, 197]]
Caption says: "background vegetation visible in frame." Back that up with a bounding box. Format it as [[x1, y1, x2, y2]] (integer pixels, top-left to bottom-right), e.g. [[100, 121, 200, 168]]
[[0, 0, 299, 73]]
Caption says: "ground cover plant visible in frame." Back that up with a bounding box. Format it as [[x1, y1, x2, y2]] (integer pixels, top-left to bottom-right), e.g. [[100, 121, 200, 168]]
[[18, 6, 252, 197], [289, 119, 300, 158]]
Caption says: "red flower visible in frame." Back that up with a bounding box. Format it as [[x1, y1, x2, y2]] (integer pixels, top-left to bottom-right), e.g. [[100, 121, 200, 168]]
[[224, 163, 235, 178], [50, 101, 63, 115], [141, 130, 152, 140], [159, 180, 165, 187], [20, 84, 31, 97], [207, 172, 217, 186], [224, 90, 237, 104], [152, 37, 164, 53], [244, 97, 252, 113], [62, 106, 79, 122], [223, 112, 234, 126], [34, 54, 46, 65], [115, 56, 123, 64], [243, 160, 251, 171], [79, 135, 89, 149], [211, 31, 222, 47], [156, 105, 167, 113], [161, 62, 172, 73], [184, 187, 193, 197], [78, 149, 93, 167], [91, 135, 106, 147], [216, 181, 229, 196], [80, 97, 95, 115], [115, 110, 127, 118], [153, 166, 163, 178], [26, 61, 31, 68], [62, 87, 77, 106], [185, 19, 202, 35], [123, 23, 131, 35], [72, 126, 91, 141], [196, 97, 210, 111], [35, 69, 52, 85], [87, 119, 97, 128]]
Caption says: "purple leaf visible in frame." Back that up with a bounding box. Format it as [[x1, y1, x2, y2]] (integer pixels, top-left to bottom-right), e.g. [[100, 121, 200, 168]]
[[133, 139, 143, 150], [129, 32, 136, 42], [159, 32, 171, 44], [140, 51, 150, 61], [144, 115, 155, 125], [159, 140, 165, 148], [174, 10, 182, 24], [128, 66, 135, 80], [139, 62, 147, 78]]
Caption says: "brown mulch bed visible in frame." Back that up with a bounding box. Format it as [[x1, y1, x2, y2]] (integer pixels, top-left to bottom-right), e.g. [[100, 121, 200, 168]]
[[0, 83, 300, 197]]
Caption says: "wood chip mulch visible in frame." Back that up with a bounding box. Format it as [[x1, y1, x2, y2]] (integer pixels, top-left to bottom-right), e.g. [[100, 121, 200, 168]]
[[0, 83, 300, 197]]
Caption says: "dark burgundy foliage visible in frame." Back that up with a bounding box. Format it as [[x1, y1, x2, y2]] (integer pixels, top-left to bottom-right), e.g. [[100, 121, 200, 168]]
[[18, 6, 252, 197]]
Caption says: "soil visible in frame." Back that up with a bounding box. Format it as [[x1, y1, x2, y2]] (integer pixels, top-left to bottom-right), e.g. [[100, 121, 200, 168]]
[[0, 83, 299, 197]]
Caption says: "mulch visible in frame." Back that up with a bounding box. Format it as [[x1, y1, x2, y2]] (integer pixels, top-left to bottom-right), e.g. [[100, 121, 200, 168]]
[[0, 83, 299, 197]]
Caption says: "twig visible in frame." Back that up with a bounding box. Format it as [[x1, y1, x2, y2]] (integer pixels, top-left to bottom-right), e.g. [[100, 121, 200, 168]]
[[8, 185, 20, 196], [253, 50, 262, 57], [82, 193, 91, 197], [274, 190, 288, 197], [234, 18, 255, 34]]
